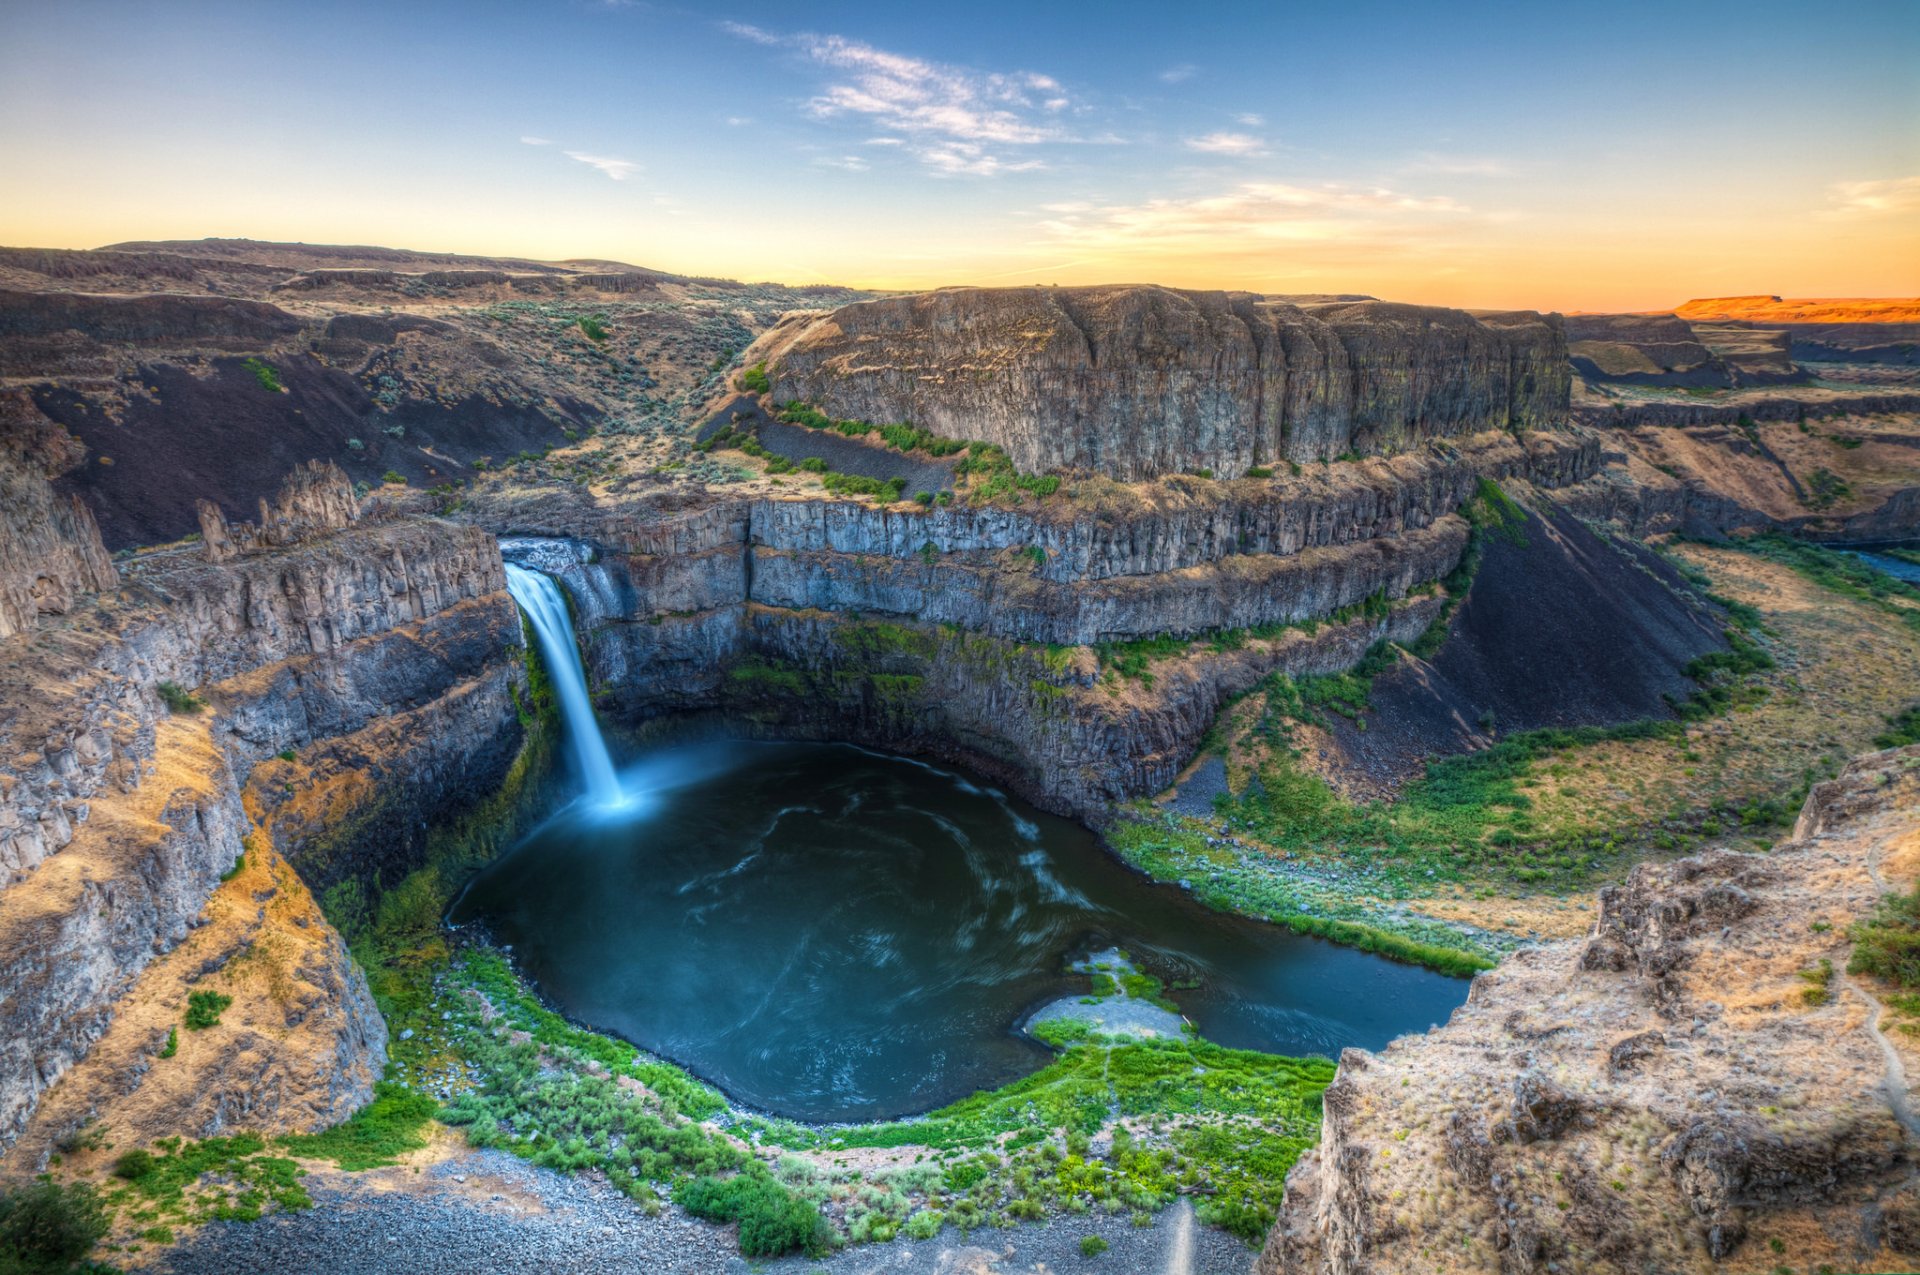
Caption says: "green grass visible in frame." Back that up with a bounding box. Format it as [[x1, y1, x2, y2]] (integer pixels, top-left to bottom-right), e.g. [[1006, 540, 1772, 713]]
[[278, 1083, 438, 1170], [1725, 533, 1920, 636], [99, 1133, 311, 1227], [1108, 819, 1497, 975], [241, 357, 283, 393]]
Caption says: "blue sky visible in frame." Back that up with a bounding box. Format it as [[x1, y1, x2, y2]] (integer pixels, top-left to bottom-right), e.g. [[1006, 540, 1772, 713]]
[[2, 0, 1915, 307]]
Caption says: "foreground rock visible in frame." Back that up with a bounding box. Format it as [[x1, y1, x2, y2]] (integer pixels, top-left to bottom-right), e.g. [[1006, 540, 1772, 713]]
[[1261, 744, 1920, 1274]]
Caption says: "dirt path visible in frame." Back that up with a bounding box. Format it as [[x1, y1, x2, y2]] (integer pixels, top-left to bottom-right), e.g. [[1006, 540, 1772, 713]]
[[1852, 836, 1920, 1139]]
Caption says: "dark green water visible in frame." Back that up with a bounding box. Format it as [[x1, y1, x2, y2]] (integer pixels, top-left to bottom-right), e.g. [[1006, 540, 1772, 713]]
[[450, 741, 1469, 1122]]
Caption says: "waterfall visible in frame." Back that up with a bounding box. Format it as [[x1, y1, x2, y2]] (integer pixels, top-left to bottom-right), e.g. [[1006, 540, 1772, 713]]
[[504, 562, 625, 808]]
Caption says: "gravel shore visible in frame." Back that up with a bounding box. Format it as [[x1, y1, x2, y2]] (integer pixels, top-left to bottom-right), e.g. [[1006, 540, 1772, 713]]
[[159, 1147, 1258, 1274]]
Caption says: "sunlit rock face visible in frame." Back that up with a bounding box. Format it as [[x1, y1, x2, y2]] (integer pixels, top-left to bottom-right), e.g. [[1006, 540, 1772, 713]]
[[758, 285, 1569, 478], [1258, 745, 1920, 1275]]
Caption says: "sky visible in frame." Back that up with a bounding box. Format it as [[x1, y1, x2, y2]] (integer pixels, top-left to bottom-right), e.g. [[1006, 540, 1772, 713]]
[[1, 0, 1916, 310]]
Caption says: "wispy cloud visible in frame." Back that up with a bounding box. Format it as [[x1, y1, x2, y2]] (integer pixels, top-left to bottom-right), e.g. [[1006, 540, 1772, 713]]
[[1158, 63, 1197, 84], [1405, 152, 1507, 176], [725, 116, 752, 127], [919, 142, 1046, 176], [1185, 131, 1268, 157], [520, 136, 554, 146], [564, 150, 641, 181], [1234, 113, 1264, 127], [1033, 181, 1472, 254], [719, 20, 778, 45], [720, 24, 1072, 176], [816, 154, 870, 172], [1820, 174, 1920, 219]]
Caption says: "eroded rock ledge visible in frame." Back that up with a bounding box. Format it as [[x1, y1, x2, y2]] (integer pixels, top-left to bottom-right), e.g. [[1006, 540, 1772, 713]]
[[752, 285, 1570, 478], [1261, 744, 1920, 1275]]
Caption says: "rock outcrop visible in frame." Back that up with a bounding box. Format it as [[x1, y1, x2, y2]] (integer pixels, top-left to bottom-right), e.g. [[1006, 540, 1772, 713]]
[[196, 459, 361, 562], [754, 286, 1570, 478], [0, 393, 117, 640], [0, 463, 526, 1153], [1260, 744, 1920, 1274]]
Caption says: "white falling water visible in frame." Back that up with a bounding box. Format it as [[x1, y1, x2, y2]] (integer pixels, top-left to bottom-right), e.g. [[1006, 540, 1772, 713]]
[[503, 562, 626, 808]]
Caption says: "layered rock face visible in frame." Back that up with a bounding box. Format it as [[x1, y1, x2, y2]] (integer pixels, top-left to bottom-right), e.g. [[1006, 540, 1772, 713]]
[[0, 392, 117, 641], [0, 458, 525, 1154], [476, 430, 1602, 816], [756, 286, 1569, 478], [1260, 744, 1920, 1275]]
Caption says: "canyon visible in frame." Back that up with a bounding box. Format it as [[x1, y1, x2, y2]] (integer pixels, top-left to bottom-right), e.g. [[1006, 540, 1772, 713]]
[[1, 239, 1919, 1272]]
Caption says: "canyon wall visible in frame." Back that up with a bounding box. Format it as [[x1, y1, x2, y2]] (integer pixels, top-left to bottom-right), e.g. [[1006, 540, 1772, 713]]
[[473, 429, 1609, 817], [1260, 743, 1920, 1275], [0, 458, 527, 1155], [754, 286, 1570, 478]]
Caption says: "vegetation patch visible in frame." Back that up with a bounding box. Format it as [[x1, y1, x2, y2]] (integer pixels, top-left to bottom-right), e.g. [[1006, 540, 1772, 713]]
[[1850, 886, 1920, 987], [182, 990, 232, 1031], [241, 357, 283, 393], [1875, 703, 1920, 751], [0, 1178, 110, 1275], [156, 681, 203, 715]]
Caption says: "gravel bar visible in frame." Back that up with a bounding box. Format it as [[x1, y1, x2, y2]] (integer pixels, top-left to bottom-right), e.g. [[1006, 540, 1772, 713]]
[[159, 1148, 1258, 1274]]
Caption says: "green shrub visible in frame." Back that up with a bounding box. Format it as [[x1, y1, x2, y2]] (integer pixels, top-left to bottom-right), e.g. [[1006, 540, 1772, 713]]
[[1851, 886, 1920, 987], [739, 362, 770, 394], [183, 990, 232, 1031], [159, 1027, 178, 1058], [578, 316, 610, 342], [1080, 1234, 1109, 1256], [1876, 704, 1920, 751], [675, 1171, 826, 1257], [1245, 466, 1274, 479], [241, 357, 283, 393], [157, 681, 203, 715], [219, 854, 245, 883], [0, 1179, 108, 1273], [113, 1149, 156, 1181], [382, 470, 406, 485]]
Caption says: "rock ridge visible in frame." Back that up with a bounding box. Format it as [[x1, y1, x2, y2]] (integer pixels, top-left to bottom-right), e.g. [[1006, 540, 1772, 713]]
[[753, 285, 1570, 478]]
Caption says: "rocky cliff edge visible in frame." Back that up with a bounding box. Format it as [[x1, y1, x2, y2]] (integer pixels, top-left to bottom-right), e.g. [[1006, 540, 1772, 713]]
[[1262, 743, 1920, 1274]]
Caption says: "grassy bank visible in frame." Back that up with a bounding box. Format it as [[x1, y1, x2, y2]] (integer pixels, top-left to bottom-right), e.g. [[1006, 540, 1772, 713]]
[[1123, 534, 1920, 965]]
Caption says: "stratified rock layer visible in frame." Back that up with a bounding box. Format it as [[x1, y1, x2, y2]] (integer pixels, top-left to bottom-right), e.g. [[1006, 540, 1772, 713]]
[[1261, 745, 1920, 1275], [0, 458, 525, 1153], [755, 286, 1569, 478]]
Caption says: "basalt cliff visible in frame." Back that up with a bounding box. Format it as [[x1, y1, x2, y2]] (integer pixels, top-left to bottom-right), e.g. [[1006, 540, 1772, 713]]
[[754, 285, 1570, 478]]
